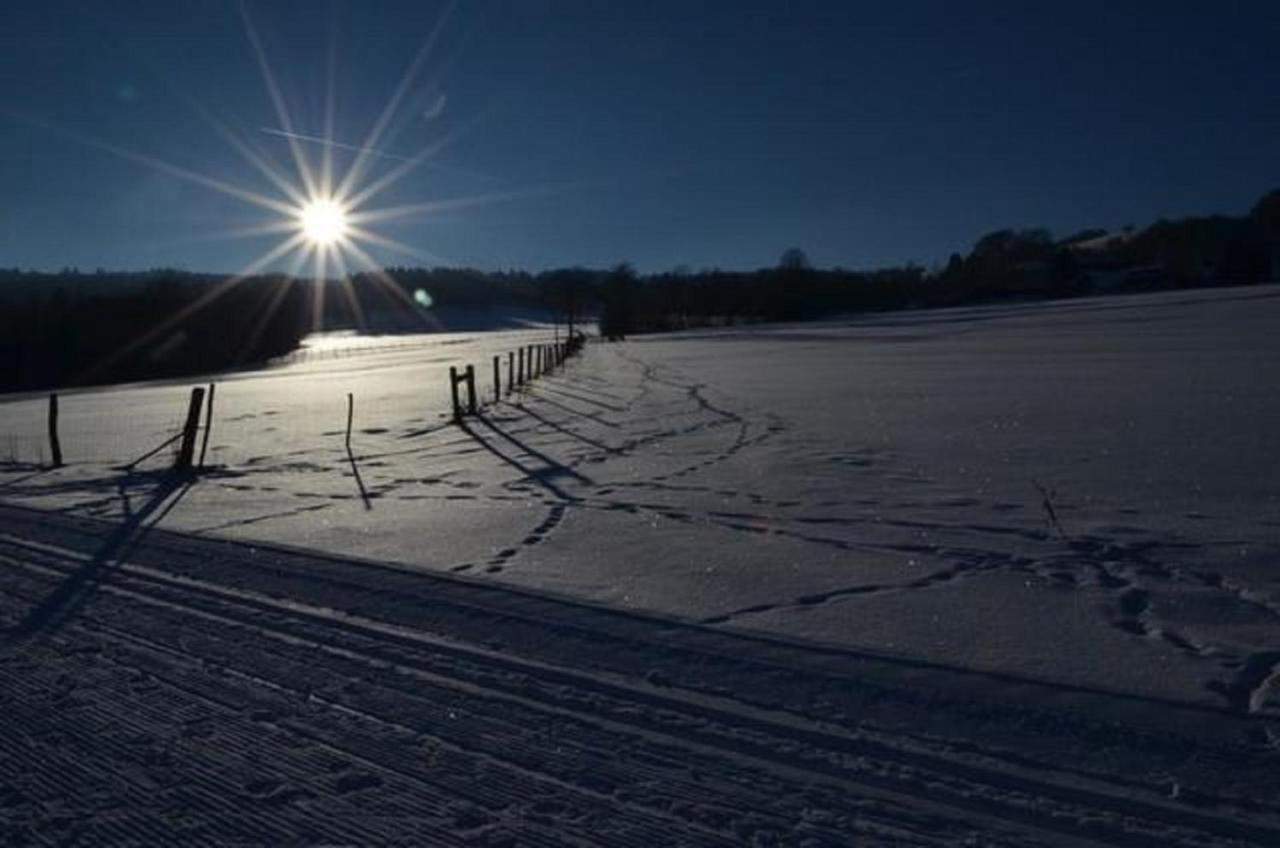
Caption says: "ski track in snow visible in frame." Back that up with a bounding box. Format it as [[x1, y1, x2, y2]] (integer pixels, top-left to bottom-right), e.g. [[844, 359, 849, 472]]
[[1, 515, 1279, 845]]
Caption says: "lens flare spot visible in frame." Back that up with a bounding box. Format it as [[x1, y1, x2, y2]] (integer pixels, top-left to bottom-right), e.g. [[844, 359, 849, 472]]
[[413, 288, 433, 308]]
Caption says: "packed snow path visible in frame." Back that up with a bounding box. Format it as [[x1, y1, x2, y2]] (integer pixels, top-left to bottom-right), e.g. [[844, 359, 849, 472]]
[[1, 504, 1279, 846]]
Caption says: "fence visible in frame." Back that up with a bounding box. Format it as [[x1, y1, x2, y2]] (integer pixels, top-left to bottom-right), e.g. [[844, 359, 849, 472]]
[[0, 330, 588, 475], [447, 334, 586, 423]]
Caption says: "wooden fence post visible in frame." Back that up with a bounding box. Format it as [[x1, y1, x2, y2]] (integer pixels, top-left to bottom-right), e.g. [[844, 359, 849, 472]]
[[493, 355, 501, 402], [47, 393, 63, 468], [345, 392, 354, 448], [465, 365, 477, 415], [175, 386, 206, 471], [198, 383, 216, 468], [449, 366, 462, 423], [507, 351, 514, 394], [517, 347, 525, 385]]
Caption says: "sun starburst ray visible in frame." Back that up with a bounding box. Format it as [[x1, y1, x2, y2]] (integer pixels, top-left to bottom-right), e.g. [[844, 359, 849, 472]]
[[164, 219, 301, 246], [337, 101, 502, 210], [310, 242, 329, 334], [338, 135, 455, 212], [322, 0, 340, 199], [335, 0, 456, 204], [236, 243, 314, 366], [339, 239, 433, 326], [328, 242, 367, 332], [345, 224, 449, 266], [6, 111, 301, 218], [239, 1, 319, 201], [344, 184, 565, 227], [78, 232, 309, 384], [193, 103, 310, 208]]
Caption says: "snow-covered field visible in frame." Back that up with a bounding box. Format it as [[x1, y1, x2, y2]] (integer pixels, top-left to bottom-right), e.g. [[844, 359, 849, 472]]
[[2, 286, 1279, 844]]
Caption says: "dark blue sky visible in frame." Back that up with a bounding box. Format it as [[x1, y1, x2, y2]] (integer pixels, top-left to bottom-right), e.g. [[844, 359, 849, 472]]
[[2, 1, 1278, 274]]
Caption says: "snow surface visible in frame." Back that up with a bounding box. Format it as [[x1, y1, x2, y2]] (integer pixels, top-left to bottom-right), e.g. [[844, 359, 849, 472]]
[[3, 286, 1280, 843], [2, 287, 1279, 712]]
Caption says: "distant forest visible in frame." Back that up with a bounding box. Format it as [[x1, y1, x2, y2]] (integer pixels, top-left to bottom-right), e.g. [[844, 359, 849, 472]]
[[2, 188, 1277, 394]]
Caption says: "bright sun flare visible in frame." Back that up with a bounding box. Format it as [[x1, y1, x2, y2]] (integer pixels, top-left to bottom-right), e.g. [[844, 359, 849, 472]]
[[299, 198, 348, 245], [45, 0, 501, 361]]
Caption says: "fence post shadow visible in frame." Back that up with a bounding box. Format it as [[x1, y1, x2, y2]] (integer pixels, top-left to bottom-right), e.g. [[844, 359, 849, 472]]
[[518, 403, 620, 456], [345, 444, 373, 510], [6, 469, 195, 640], [457, 414, 591, 501]]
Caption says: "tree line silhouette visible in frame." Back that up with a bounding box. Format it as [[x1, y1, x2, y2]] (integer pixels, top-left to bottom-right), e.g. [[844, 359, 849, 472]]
[[2, 188, 1277, 394]]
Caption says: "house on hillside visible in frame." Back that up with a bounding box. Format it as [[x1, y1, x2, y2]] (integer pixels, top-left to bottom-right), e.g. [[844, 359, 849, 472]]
[[1066, 228, 1175, 290]]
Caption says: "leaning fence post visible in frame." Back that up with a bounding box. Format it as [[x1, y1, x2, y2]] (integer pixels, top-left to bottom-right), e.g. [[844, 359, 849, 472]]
[[493, 355, 501, 402], [47, 393, 63, 468], [198, 383, 216, 468], [345, 392, 354, 448], [465, 364, 477, 415], [175, 386, 206, 471], [449, 366, 462, 423]]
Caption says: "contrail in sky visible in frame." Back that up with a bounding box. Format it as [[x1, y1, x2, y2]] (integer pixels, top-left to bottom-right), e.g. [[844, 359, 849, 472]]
[[259, 126, 491, 181], [259, 127, 416, 162]]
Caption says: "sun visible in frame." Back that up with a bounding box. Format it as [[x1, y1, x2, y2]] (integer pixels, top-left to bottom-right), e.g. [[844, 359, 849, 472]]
[[299, 198, 348, 245]]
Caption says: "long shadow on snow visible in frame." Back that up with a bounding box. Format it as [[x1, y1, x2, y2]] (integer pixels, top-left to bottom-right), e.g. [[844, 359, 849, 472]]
[[531, 383, 629, 413], [459, 416, 591, 502], [524, 395, 620, 431], [6, 469, 194, 640], [0, 465, 55, 491], [516, 404, 621, 458], [345, 446, 373, 510]]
